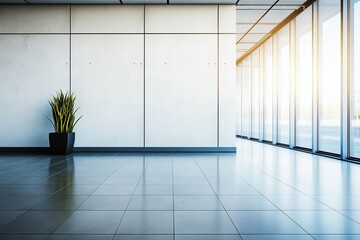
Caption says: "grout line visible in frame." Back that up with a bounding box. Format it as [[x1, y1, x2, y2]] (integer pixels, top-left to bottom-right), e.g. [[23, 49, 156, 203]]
[[172, 153, 175, 240], [143, 5, 146, 148], [43, 152, 136, 239], [0, 33, 235, 35], [69, 5, 72, 93], [219, 147, 317, 239], [112, 153, 151, 239], [191, 154, 244, 240], [217, 4, 220, 148], [236, 0, 280, 45], [237, 141, 360, 226]]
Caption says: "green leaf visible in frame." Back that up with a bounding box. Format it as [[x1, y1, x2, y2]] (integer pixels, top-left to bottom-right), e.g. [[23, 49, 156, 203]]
[[45, 89, 82, 133]]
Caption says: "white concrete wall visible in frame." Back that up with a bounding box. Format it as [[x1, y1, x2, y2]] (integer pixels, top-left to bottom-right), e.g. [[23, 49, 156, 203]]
[[0, 4, 236, 148]]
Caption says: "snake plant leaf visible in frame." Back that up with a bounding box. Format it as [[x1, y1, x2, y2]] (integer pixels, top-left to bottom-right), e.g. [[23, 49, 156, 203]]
[[46, 90, 82, 133]]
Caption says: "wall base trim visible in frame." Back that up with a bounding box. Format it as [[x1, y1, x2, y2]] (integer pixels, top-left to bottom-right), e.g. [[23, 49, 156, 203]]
[[0, 147, 236, 153]]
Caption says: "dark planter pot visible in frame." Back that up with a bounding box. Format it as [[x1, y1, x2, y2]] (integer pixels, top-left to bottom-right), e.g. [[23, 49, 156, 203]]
[[49, 132, 75, 155]]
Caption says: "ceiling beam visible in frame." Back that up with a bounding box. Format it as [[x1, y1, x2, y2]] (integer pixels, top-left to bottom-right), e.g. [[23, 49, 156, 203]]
[[236, 0, 279, 44], [236, 0, 315, 64]]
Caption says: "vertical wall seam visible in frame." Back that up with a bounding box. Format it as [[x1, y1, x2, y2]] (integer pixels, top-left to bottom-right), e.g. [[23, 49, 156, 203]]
[[143, 5, 146, 148], [217, 5, 220, 147], [69, 5, 72, 93]]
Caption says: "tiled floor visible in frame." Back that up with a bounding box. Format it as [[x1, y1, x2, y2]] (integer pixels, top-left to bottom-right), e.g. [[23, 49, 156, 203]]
[[1, 139, 360, 239]]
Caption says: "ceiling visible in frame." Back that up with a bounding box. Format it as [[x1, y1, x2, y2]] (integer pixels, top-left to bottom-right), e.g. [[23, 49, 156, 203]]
[[0, 0, 237, 3], [236, 0, 308, 59], [0, 0, 308, 60]]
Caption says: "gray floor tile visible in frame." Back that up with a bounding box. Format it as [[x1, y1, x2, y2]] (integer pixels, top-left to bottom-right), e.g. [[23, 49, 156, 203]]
[[0, 211, 72, 234], [92, 185, 136, 195], [316, 196, 360, 210], [173, 176, 208, 185], [0, 195, 50, 210], [114, 235, 173, 240], [174, 196, 224, 210], [104, 177, 141, 185], [117, 211, 173, 234], [228, 211, 306, 234], [219, 196, 277, 210], [266, 195, 331, 210], [0, 185, 27, 195], [341, 211, 360, 223], [0, 235, 48, 240], [127, 196, 173, 210], [175, 211, 238, 234], [313, 235, 360, 240], [32, 195, 88, 210], [174, 184, 214, 195], [55, 185, 99, 195], [0, 211, 25, 228], [78, 196, 131, 210], [285, 210, 360, 234], [175, 235, 241, 240], [138, 176, 173, 185], [48, 235, 114, 240], [1, 146, 360, 239], [213, 184, 259, 195], [55, 211, 123, 234], [134, 185, 173, 195], [241, 235, 314, 240], [70, 176, 108, 185]]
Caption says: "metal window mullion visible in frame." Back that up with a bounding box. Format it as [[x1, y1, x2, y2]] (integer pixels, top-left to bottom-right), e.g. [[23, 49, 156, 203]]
[[341, 0, 350, 160], [249, 55, 253, 139], [272, 34, 279, 145], [312, 1, 319, 154], [290, 20, 296, 148], [239, 63, 243, 136]]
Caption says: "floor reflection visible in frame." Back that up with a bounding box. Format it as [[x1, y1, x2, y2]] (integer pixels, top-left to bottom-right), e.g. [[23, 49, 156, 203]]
[[0, 140, 359, 238]]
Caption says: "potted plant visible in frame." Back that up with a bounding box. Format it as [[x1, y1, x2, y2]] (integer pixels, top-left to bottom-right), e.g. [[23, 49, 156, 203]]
[[46, 90, 82, 155]]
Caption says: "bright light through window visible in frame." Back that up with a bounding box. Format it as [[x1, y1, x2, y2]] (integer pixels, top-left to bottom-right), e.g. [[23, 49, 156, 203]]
[[319, 0, 341, 154], [350, 0, 360, 158], [296, 7, 312, 149], [277, 25, 290, 145]]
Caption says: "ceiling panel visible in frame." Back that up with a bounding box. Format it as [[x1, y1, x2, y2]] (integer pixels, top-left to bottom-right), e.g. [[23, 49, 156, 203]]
[[236, 33, 244, 42], [272, 5, 299, 10], [259, 9, 294, 23], [0, 0, 27, 3], [277, 0, 306, 4], [236, 9, 267, 23], [0, 0, 237, 3], [170, 0, 236, 3], [27, 0, 120, 3], [237, 0, 276, 4], [250, 23, 276, 33], [236, 0, 308, 61], [240, 33, 266, 43], [123, 0, 166, 3], [236, 23, 252, 33], [237, 42, 255, 50]]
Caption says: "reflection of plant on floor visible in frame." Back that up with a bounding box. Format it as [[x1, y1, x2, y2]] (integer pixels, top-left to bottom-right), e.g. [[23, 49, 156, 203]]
[[46, 90, 82, 133]]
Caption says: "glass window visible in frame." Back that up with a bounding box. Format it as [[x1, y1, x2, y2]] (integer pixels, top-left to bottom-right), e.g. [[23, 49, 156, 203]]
[[277, 24, 290, 145], [236, 63, 242, 136], [242, 56, 252, 137], [318, 0, 341, 154], [295, 7, 313, 149], [252, 50, 260, 139], [264, 39, 273, 141], [350, 0, 360, 158]]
